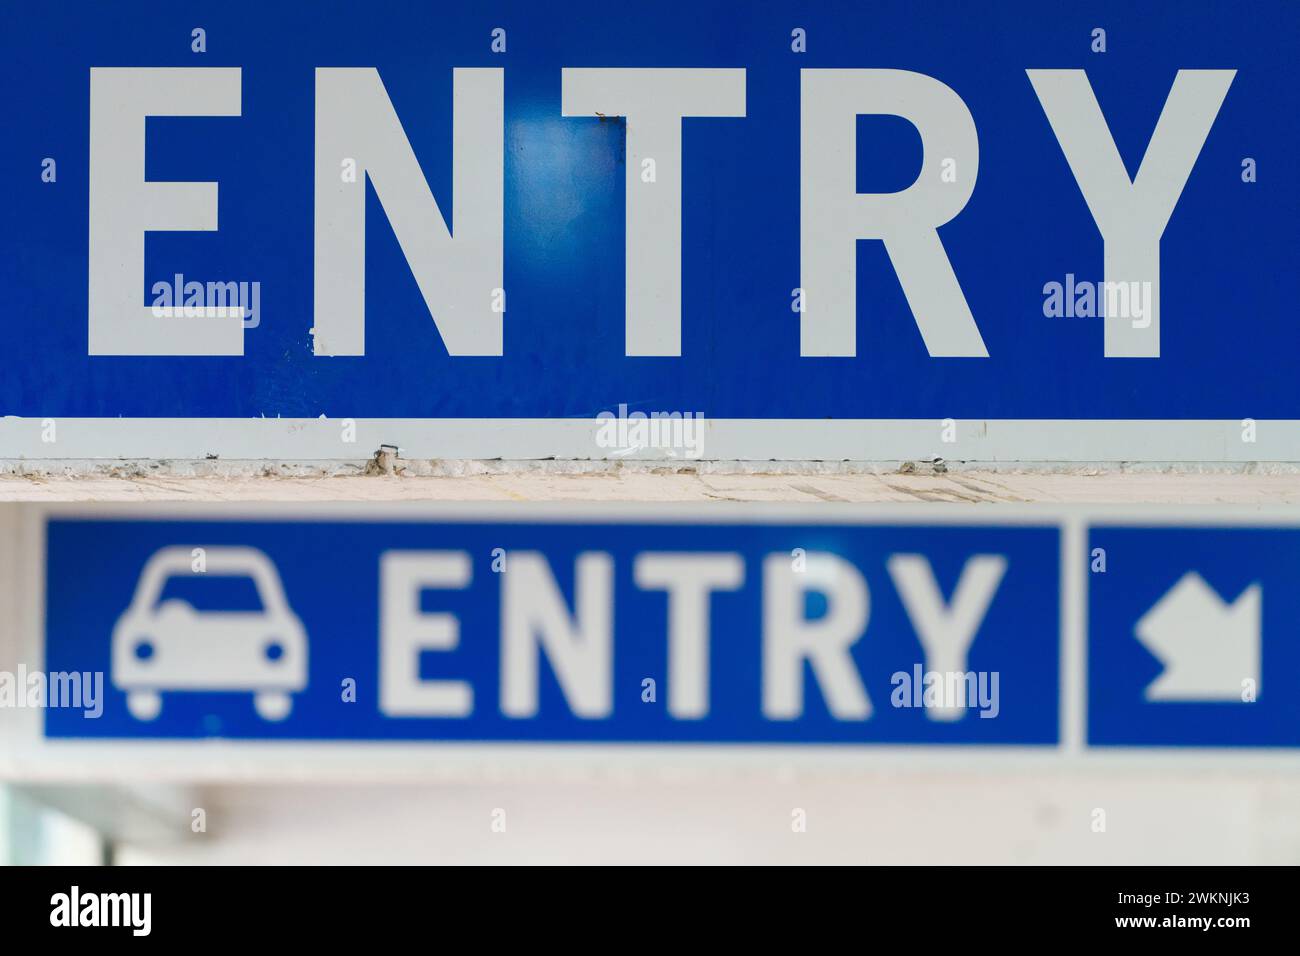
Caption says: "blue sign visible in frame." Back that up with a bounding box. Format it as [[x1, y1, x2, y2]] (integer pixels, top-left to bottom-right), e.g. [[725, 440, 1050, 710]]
[[1088, 525, 1300, 748], [1, 1, 1296, 460], [42, 515, 1061, 744]]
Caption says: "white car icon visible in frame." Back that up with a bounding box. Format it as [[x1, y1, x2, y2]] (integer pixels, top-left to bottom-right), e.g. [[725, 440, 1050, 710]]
[[112, 546, 307, 722]]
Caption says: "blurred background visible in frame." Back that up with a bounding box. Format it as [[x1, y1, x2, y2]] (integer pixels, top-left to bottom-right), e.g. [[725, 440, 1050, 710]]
[[7, 769, 1300, 865]]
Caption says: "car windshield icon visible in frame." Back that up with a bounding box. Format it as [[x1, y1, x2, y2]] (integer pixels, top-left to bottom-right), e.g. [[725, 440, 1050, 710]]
[[112, 546, 308, 721]]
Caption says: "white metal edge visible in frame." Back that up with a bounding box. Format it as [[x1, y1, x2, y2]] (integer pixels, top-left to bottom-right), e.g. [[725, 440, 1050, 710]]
[[0, 418, 1295, 462]]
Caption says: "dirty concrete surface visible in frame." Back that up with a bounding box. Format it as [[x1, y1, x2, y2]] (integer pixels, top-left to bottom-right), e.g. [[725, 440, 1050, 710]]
[[2, 461, 1299, 504]]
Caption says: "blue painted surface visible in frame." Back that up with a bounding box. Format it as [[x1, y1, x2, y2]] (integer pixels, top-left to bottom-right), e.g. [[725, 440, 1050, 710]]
[[1, 1, 1295, 421]]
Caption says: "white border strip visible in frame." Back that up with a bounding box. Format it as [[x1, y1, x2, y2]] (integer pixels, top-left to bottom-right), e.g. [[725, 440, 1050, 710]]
[[1061, 514, 1086, 755], [0, 418, 1293, 462]]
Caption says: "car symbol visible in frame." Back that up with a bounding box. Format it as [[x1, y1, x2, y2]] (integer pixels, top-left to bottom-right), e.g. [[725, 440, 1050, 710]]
[[112, 546, 307, 721]]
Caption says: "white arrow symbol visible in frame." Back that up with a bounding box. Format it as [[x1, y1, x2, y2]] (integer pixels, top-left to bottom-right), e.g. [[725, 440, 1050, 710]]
[[1135, 572, 1260, 702]]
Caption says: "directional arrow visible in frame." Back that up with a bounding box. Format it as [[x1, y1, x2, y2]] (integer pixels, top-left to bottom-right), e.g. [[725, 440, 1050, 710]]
[[1135, 572, 1260, 702]]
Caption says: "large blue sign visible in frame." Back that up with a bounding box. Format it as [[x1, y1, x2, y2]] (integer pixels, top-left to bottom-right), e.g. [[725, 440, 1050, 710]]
[[1, 1, 1296, 460], [43, 515, 1061, 744]]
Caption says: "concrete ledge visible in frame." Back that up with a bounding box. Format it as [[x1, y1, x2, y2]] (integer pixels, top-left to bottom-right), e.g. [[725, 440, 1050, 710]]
[[2, 466, 1299, 504]]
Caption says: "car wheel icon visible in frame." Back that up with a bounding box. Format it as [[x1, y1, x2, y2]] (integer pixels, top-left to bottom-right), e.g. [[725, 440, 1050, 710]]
[[127, 690, 163, 721], [255, 691, 293, 721]]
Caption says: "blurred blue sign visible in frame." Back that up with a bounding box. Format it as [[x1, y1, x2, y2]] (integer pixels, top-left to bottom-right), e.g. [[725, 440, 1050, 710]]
[[42, 515, 1061, 744]]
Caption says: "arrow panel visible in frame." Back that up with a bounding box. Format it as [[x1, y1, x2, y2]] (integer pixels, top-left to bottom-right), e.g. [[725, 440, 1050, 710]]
[[1088, 526, 1300, 747]]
